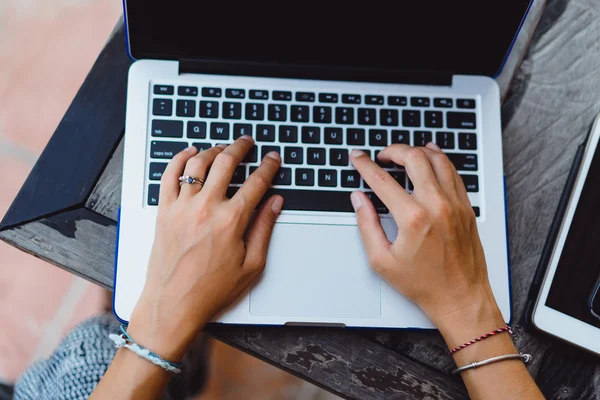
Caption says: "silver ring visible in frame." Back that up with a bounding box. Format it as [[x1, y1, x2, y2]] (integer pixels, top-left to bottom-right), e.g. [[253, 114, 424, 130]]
[[179, 175, 205, 187]]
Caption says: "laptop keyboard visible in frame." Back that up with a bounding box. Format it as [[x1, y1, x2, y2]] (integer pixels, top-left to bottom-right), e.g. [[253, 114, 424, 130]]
[[147, 84, 481, 216]]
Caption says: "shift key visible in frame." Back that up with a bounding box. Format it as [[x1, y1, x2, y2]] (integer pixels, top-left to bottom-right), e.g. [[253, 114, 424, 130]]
[[447, 153, 478, 171], [151, 141, 187, 159]]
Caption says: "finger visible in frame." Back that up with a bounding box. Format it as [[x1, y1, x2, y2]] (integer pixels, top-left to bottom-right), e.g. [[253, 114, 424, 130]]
[[377, 144, 442, 194], [202, 136, 255, 198], [233, 151, 281, 218], [350, 191, 393, 269], [243, 195, 284, 273], [159, 146, 198, 205], [424, 143, 472, 209], [179, 144, 227, 198], [350, 149, 415, 219]]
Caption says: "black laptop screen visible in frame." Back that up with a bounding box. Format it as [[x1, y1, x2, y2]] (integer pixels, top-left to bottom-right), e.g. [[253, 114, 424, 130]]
[[125, 1, 533, 78]]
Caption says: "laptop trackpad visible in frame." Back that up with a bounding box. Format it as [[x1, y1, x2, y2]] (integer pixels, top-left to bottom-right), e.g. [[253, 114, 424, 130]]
[[249, 223, 381, 320]]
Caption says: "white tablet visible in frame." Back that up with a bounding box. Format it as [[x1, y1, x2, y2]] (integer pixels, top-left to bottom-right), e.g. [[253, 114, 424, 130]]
[[533, 112, 600, 355]]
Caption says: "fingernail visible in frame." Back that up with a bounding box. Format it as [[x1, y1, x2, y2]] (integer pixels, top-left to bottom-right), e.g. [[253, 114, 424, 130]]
[[350, 192, 362, 211], [426, 142, 441, 152], [186, 145, 197, 152], [266, 151, 281, 161], [240, 135, 254, 142], [217, 144, 228, 149], [271, 196, 284, 214], [350, 149, 365, 158]]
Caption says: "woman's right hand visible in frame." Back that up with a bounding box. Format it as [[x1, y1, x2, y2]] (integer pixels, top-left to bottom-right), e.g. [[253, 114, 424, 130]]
[[349, 142, 504, 335]]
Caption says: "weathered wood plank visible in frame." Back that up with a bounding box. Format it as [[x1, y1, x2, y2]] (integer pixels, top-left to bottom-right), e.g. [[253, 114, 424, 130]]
[[87, 137, 124, 221]]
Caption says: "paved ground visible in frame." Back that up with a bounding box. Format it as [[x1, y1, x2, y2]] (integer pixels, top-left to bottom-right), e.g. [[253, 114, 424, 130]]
[[0, 1, 337, 398]]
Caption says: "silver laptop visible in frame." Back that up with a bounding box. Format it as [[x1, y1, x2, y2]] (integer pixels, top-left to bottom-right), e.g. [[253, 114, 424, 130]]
[[114, 1, 534, 328]]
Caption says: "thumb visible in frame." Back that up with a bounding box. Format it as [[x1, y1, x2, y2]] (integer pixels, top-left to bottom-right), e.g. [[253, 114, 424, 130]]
[[351, 191, 392, 268], [243, 195, 283, 272]]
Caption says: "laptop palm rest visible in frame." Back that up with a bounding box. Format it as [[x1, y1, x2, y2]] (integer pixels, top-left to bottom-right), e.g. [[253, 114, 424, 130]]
[[249, 222, 381, 320]]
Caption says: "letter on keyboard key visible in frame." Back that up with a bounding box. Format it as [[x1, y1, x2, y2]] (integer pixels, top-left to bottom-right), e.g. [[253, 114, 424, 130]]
[[187, 121, 206, 138], [210, 123, 230, 140], [391, 130, 410, 144], [284, 147, 303, 164], [279, 126, 298, 143], [273, 168, 292, 185], [447, 153, 478, 171], [330, 149, 349, 166], [261, 145, 281, 159], [369, 129, 388, 146], [347, 129, 365, 145], [231, 166, 246, 184], [318, 169, 338, 187], [324, 128, 343, 145], [192, 142, 211, 152], [302, 127, 321, 143], [295, 169, 315, 186], [461, 175, 479, 192], [149, 162, 168, 180], [341, 170, 360, 188], [233, 123, 252, 139], [148, 184, 160, 206], [257, 125, 276, 142], [152, 120, 183, 138], [447, 112, 477, 129], [151, 141, 188, 159], [307, 148, 326, 165]]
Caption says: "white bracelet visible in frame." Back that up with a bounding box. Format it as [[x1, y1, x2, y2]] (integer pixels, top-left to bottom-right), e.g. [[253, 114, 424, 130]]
[[109, 325, 182, 374], [452, 353, 532, 375]]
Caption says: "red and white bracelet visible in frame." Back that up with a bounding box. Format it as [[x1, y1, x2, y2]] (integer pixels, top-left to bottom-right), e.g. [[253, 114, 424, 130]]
[[448, 325, 513, 355]]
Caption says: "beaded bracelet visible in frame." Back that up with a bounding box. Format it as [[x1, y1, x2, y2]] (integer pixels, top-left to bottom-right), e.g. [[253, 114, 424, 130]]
[[448, 325, 513, 355], [109, 324, 182, 374]]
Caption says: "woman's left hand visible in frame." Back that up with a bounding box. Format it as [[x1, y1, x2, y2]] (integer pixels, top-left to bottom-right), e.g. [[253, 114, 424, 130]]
[[127, 136, 283, 362]]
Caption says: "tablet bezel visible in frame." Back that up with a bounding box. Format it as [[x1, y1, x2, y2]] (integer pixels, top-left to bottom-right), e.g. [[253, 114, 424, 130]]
[[533, 113, 600, 355]]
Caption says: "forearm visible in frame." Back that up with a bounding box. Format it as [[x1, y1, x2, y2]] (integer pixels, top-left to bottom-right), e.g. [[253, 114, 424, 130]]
[[436, 298, 544, 400]]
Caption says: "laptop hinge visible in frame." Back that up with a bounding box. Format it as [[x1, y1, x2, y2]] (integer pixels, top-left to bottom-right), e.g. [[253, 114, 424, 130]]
[[179, 59, 452, 86]]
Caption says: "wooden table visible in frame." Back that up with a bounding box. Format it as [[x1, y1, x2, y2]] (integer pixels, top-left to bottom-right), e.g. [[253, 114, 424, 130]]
[[2, 1, 600, 398]]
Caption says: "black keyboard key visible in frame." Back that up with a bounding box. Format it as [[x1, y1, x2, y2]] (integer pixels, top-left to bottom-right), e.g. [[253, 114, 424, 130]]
[[391, 130, 410, 145], [273, 168, 292, 185], [176, 100, 195, 117], [388, 96, 408, 106], [151, 141, 187, 159], [152, 120, 183, 138], [291, 105, 310, 122], [365, 192, 389, 214], [447, 112, 477, 129], [233, 123, 253, 139], [436, 131, 455, 149], [330, 149, 349, 166], [313, 106, 332, 123], [341, 170, 360, 188], [319, 93, 338, 103], [425, 111, 443, 128], [243, 145, 257, 163], [273, 91, 292, 101], [148, 184, 160, 206], [178, 86, 198, 96], [459, 132, 477, 150], [336, 107, 354, 124], [296, 92, 315, 102], [249, 90, 269, 100], [369, 129, 388, 146], [192, 142, 211, 152], [261, 145, 281, 159], [318, 169, 337, 187], [411, 97, 430, 107], [279, 125, 298, 143], [199, 101, 219, 118], [380, 109, 399, 126], [389, 170, 407, 188], [473, 206, 480, 217], [302, 127, 321, 143], [225, 89, 245, 99], [295, 169, 315, 186], [187, 121, 206, 138], [374, 150, 393, 168], [358, 108, 376, 125], [152, 99, 172, 116], [434, 98, 453, 108], [268, 104, 287, 121], [149, 162, 168, 180], [457, 99, 476, 109], [461, 175, 479, 192], [210, 123, 230, 140], [408, 178, 414, 191], [414, 131, 432, 147], [365, 95, 384, 105], [222, 102, 241, 119], [284, 147, 303, 164], [154, 85, 174, 95], [202, 87, 222, 97], [256, 125, 276, 142], [231, 166, 246, 184], [447, 154, 478, 171], [402, 110, 421, 127], [347, 129, 366, 145], [325, 128, 343, 145], [245, 103, 264, 120], [342, 94, 361, 104], [307, 148, 326, 165]]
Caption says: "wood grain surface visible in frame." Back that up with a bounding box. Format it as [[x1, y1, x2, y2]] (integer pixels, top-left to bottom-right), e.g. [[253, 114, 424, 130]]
[[2, 0, 600, 398]]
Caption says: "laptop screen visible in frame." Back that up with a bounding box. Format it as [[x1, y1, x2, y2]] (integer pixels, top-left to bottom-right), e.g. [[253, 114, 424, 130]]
[[125, 1, 533, 78]]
